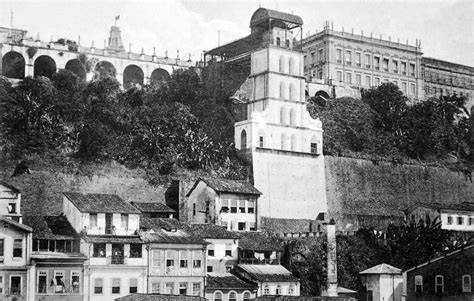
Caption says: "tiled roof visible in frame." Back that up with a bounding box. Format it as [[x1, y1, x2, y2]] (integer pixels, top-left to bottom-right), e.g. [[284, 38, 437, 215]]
[[131, 202, 176, 213], [186, 178, 261, 197], [115, 294, 206, 301], [139, 218, 208, 245], [237, 264, 299, 282], [238, 232, 283, 252], [360, 263, 402, 275], [0, 217, 32, 232], [250, 8, 303, 28], [82, 235, 142, 244], [63, 192, 140, 214], [206, 273, 257, 290], [407, 202, 474, 213], [187, 223, 239, 240], [260, 217, 315, 234], [0, 181, 20, 193], [23, 215, 79, 240]]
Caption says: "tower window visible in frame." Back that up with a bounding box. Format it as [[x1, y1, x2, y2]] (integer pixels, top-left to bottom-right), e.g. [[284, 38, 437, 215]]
[[240, 130, 247, 149], [311, 143, 318, 154], [276, 37, 281, 46], [259, 136, 264, 147]]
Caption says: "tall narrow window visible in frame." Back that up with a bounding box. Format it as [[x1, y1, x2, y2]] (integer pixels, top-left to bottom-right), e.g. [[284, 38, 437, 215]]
[[214, 292, 222, 301], [71, 271, 80, 293], [382, 58, 389, 72], [229, 292, 237, 301], [401, 62, 407, 74], [291, 135, 297, 151], [337, 71, 343, 82], [263, 285, 270, 295], [402, 82, 407, 93], [152, 250, 161, 267], [230, 200, 237, 213], [94, 278, 103, 294], [346, 72, 352, 84], [240, 130, 247, 149], [409, 63, 415, 76], [336, 48, 342, 63], [318, 49, 323, 62], [243, 292, 251, 301], [281, 133, 288, 150], [259, 136, 264, 148], [365, 76, 371, 87], [415, 275, 423, 294], [0, 239, 4, 256], [193, 203, 196, 216], [247, 200, 255, 214], [179, 283, 187, 295], [13, 239, 22, 258], [345, 50, 352, 65], [462, 275, 471, 293], [356, 74, 361, 86], [355, 52, 361, 66], [365, 54, 371, 68], [435, 275, 444, 293], [239, 200, 246, 213], [276, 37, 281, 46], [0, 276, 3, 294], [221, 200, 229, 213], [129, 278, 138, 293], [374, 57, 380, 70], [10, 276, 21, 295], [111, 278, 121, 294], [180, 251, 188, 268], [276, 284, 282, 295], [38, 271, 47, 293], [121, 214, 128, 229], [90, 213, 98, 228]]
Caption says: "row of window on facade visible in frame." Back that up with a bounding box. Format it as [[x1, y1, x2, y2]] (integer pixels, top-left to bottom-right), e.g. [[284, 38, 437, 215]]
[[423, 71, 472, 88], [0, 275, 22, 296], [221, 220, 256, 232], [91, 278, 201, 295], [446, 215, 474, 226], [88, 213, 130, 229], [221, 199, 255, 214], [414, 275, 471, 293], [240, 129, 319, 154], [91, 242, 142, 259], [0, 238, 23, 258], [36, 270, 81, 294], [424, 85, 470, 99], [279, 82, 300, 101], [335, 49, 416, 76], [335, 70, 417, 95], [214, 291, 252, 301]]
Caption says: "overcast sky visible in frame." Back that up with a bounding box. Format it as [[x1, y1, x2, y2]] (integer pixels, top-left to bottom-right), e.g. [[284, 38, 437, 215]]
[[1, 0, 473, 65]]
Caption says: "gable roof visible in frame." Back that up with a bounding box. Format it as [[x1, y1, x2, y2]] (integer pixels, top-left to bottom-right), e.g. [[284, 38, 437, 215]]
[[140, 218, 207, 245], [403, 244, 474, 273], [237, 264, 299, 282], [250, 8, 303, 28], [187, 223, 239, 240], [131, 202, 176, 213], [63, 192, 140, 214], [206, 273, 257, 290], [187, 178, 261, 197], [0, 217, 32, 232], [23, 215, 79, 240], [360, 263, 402, 275], [260, 217, 316, 234], [0, 182, 20, 194], [238, 232, 283, 252]]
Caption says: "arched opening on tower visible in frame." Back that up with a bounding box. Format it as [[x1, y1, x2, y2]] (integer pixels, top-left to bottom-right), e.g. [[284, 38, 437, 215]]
[[289, 83, 298, 101], [240, 130, 247, 149], [280, 107, 288, 125], [34, 55, 56, 78], [290, 108, 297, 126], [2, 51, 25, 79], [289, 57, 297, 75], [279, 56, 288, 74], [94, 61, 116, 79], [281, 133, 289, 150], [291, 135, 297, 151], [65, 59, 86, 81], [150, 68, 171, 85], [123, 65, 144, 89], [279, 82, 287, 99]]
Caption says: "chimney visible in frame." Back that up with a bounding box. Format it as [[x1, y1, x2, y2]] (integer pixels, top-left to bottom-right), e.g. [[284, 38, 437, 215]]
[[327, 218, 338, 297]]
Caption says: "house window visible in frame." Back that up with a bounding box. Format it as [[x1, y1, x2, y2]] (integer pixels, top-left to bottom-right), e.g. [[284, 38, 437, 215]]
[[345, 50, 352, 65], [375, 77, 380, 86], [410, 83, 416, 95], [285, 39, 290, 48], [0, 239, 3, 256], [356, 74, 361, 85], [346, 72, 352, 84], [226, 266, 232, 272], [151, 282, 160, 293], [447, 216, 453, 224], [207, 266, 213, 272], [214, 292, 223, 301], [129, 278, 138, 293], [401, 62, 407, 74], [13, 239, 22, 258], [289, 284, 295, 295], [0, 276, 3, 294], [90, 213, 97, 228], [249, 222, 256, 231], [263, 285, 270, 295], [310, 142, 318, 154], [225, 245, 232, 257], [193, 203, 196, 216], [192, 283, 200, 295], [462, 275, 471, 293], [402, 82, 407, 93], [393, 60, 398, 73], [259, 136, 264, 147], [112, 278, 121, 294], [247, 200, 255, 213], [230, 200, 237, 213], [318, 49, 323, 62], [276, 37, 281, 46], [165, 283, 174, 294], [409, 63, 415, 76], [121, 214, 128, 229], [10, 276, 21, 295], [365, 54, 371, 68], [355, 52, 361, 66], [179, 283, 187, 295], [365, 76, 371, 87], [180, 258, 188, 268], [469, 217, 473, 225], [221, 200, 229, 213], [229, 291, 237, 301], [193, 259, 201, 268], [166, 259, 175, 268], [239, 200, 246, 213], [71, 271, 80, 293], [382, 58, 389, 72], [337, 71, 342, 82], [130, 244, 142, 258], [240, 130, 247, 149], [457, 216, 464, 225], [93, 243, 106, 257], [415, 275, 423, 293], [238, 222, 246, 231], [243, 292, 251, 301], [37, 271, 47, 293], [276, 284, 282, 295], [208, 247, 214, 257], [94, 278, 103, 294], [152, 250, 161, 267], [336, 48, 342, 63], [374, 56, 380, 70], [435, 275, 444, 293]]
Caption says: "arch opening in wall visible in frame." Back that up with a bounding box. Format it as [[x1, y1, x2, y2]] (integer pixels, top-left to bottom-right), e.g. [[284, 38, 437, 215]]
[[289, 57, 297, 75], [279, 82, 287, 99], [94, 61, 116, 79], [240, 130, 247, 149], [65, 59, 86, 81], [214, 291, 223, 301], [243, 291, 251, 301], [2, 51, 25, 79], [279, 56, 287, 73], [34, 55, 56, 78], [291, 134, 297, 151], [289, 83, 298, 101], [281, 133, 288, 150], [280, 107, 288, 125], [290, 108, 297, 125], [228, 291, 237, 301], [150, 68, 171, 85], [123, 64, 144, 89], [315, 90, 330, 102]]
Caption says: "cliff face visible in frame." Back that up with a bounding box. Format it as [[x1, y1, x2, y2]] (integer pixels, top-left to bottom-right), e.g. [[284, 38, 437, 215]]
[[325, 156, 474, 230]]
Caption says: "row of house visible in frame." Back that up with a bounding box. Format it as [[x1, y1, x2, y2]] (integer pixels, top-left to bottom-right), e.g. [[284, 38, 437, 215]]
[[0, 181, 300, 301]]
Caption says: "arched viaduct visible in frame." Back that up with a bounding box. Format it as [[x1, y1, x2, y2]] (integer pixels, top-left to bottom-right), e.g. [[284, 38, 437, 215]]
[[0, 40, 195, 87]]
